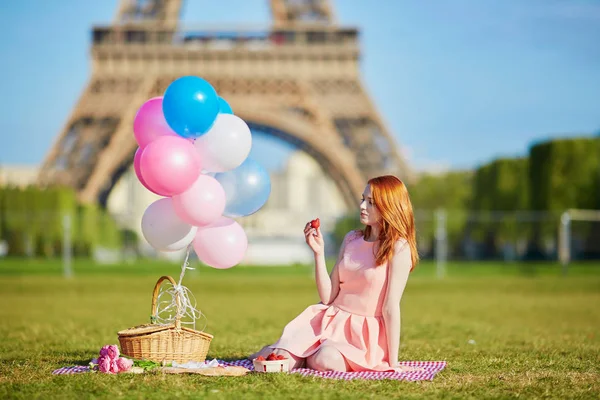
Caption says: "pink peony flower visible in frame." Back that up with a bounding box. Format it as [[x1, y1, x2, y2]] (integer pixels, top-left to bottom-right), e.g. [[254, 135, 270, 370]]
[[116, 357, 134, 372], [97, 356, 111, 373], [110, 360, 120, 374], [99, 345, 120, 360]]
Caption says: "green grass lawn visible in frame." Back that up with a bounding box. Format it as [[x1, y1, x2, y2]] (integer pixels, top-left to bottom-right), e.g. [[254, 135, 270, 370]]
[[0, 258, 599, 399]]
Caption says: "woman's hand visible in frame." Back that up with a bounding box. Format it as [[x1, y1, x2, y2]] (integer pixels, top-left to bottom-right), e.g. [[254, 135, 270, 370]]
[[304, 222, 324, 256]]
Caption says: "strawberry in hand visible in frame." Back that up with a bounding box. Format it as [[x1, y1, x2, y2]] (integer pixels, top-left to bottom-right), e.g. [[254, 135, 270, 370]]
[[304, 218, 324, 256], [310, 218, 320, 229]]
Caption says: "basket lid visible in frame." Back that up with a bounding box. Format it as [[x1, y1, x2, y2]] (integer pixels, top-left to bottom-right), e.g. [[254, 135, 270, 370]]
[[117, 323, 214, 339], [117, 323, 175, 337]]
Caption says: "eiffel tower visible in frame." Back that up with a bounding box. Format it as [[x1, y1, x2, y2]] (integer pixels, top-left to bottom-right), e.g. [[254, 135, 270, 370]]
[[38, 0, 410, 208]]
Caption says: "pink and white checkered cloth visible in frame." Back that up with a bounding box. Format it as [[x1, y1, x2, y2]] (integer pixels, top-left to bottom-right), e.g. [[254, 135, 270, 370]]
[[222, 359, 447, 381], [52, 360, 447, 381], [52, 366, 91, 375]]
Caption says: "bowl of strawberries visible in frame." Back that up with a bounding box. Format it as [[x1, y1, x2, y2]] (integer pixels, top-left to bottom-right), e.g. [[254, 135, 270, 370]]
[[252, 352, 290, 373]]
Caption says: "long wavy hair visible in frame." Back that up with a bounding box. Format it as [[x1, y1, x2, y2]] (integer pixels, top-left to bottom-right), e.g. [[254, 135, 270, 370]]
[[362, 175, 419, 271]]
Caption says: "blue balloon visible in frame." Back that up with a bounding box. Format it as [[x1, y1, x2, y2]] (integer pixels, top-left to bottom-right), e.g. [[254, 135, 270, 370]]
[[218, 97, 233, 114], [163, 76, 220, 138], [214, 158, 271, 218]]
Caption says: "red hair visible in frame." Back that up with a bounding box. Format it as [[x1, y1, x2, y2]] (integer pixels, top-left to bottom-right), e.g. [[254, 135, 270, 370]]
[[362, 175, 419, 271]]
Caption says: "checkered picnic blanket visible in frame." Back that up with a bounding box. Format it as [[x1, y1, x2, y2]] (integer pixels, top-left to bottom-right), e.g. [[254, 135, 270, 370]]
[[223, 359, 447, 381], [52, 360, 446, 381], [52, 365, 91, 375]]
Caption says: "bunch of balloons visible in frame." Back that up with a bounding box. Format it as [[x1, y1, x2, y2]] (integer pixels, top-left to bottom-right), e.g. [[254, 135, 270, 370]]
[[132, 76, 271, 269]]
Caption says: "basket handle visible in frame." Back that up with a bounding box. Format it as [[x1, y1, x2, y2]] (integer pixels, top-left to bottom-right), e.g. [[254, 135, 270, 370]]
[[150, 275, 181, 329]]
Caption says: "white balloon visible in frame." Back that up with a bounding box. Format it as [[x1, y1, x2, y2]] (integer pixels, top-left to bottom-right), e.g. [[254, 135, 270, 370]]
[[194, 114, 252, 173], [141, 198, 198, 252]]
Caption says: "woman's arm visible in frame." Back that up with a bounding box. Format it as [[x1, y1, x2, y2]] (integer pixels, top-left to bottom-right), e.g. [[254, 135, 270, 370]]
[[315, 233, 348, 305], [382, 240, 412, 367], [307, 227, 352, 305]]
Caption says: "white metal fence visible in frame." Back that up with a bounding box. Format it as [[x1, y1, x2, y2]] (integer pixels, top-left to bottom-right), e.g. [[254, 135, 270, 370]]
[[1, 209, 599, 278]]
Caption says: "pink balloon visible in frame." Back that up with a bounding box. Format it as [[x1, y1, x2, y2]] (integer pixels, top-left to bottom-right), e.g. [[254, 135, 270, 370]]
[[140, 136, 202, 197], [193, 217, 248, 269], [133, 147, 161, 196], [133, 97, 178, 148], [172, 175, 226, 226]]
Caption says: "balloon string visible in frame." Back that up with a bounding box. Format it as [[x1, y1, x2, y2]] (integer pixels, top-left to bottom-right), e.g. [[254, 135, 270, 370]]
[[154, 244, 208, 332], [178, 244, 192, 287]]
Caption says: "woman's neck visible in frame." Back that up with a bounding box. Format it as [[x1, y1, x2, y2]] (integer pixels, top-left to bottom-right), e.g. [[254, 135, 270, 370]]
[[366, 224, 380, 242]]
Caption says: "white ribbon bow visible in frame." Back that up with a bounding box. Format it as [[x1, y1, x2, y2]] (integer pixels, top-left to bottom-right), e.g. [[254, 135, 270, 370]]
[[154, 245, 207, 331]]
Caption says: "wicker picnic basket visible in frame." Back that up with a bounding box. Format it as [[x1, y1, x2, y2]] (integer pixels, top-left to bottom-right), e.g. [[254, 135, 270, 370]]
[[117, 275, 213, 363]]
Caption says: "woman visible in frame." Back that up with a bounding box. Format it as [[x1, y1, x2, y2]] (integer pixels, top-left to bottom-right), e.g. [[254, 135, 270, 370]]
[[249, 175, 419, 372]]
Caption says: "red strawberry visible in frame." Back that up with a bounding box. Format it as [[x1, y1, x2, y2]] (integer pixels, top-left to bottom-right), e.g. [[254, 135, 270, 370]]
[[266, 353, 278, 361], [276, 355, 286, 360], [310, 218, 320, 229], [255, 356, 265, 361]]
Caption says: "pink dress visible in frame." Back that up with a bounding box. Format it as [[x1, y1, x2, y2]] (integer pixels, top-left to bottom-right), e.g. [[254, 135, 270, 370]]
[[271, 230, 402, 372]]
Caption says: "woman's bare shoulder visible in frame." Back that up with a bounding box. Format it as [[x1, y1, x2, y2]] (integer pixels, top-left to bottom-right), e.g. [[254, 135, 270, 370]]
[[344, 229, 363, 243], [394, 238, 409, 251]]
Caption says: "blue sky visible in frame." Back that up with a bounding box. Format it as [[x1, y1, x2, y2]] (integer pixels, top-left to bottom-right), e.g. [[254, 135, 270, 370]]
[[1, 0, 598, 172]]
